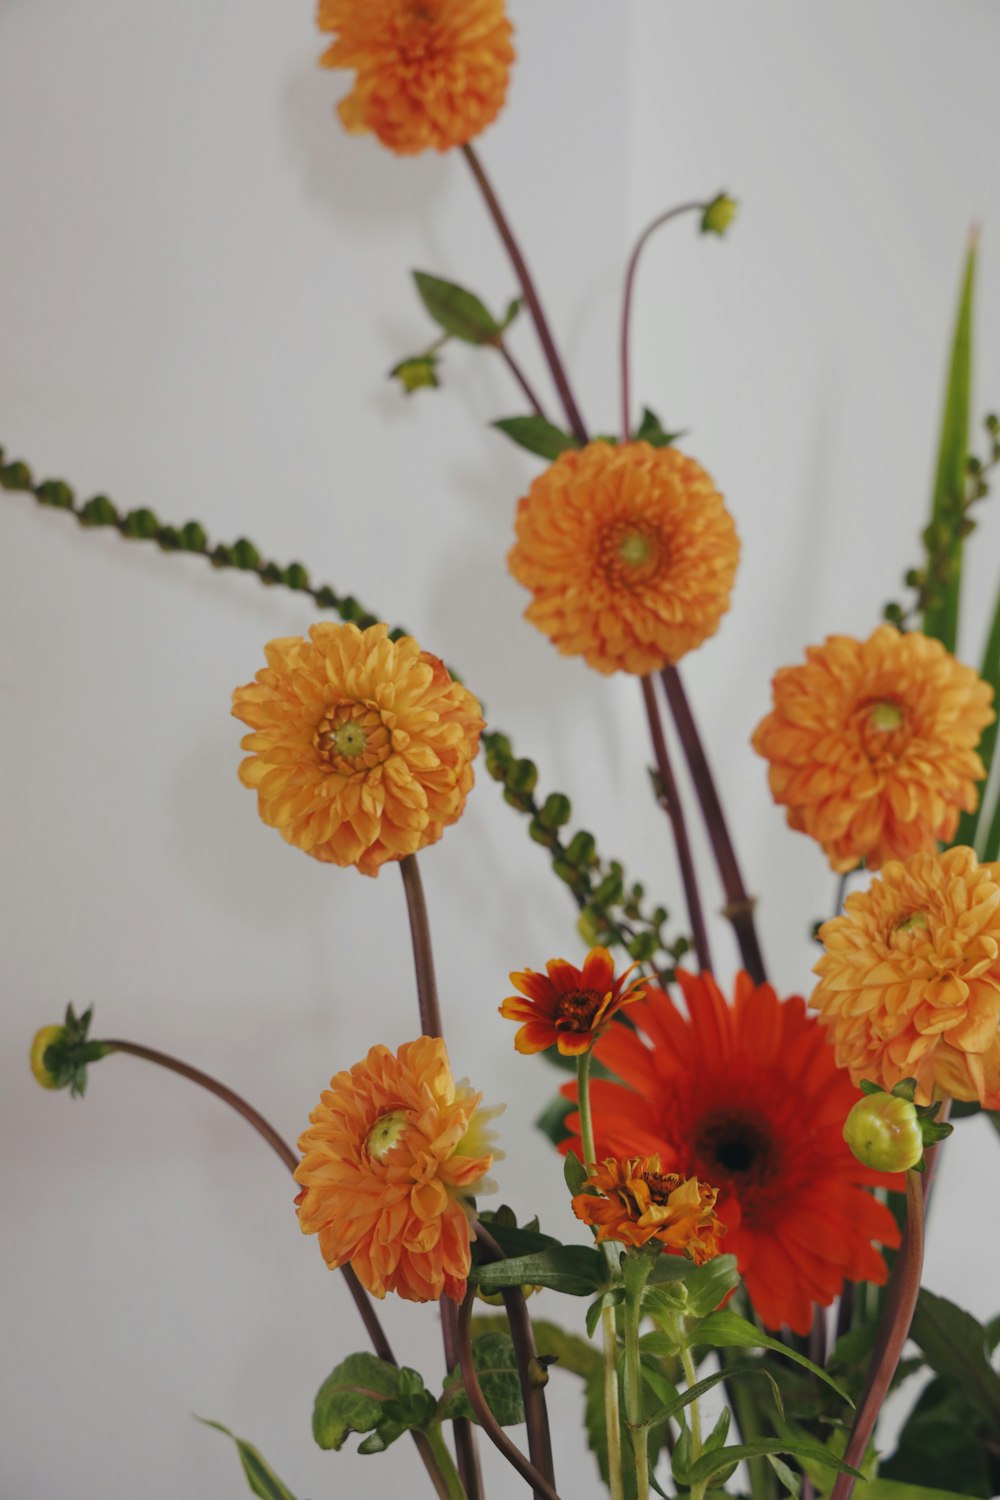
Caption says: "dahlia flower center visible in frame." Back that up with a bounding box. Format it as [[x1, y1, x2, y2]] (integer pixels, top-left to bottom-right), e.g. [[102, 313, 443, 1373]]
[[314, 701, 391, 776], [694, 1110, 776, 1186], [895, 909, 929, 935], [365, 1109, 411, 1161], [600, 519, 665, 586], [855, 697, 910, 763], [556, 988, 603, 1031], [643, 1170, 682, 1205]]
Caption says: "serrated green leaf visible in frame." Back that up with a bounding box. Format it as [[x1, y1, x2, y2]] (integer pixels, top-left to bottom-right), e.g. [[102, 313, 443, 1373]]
[[922, 236, 976, 651], [413, 271, 502, 344], [910, 1288, 1000, 1435], [439, 1333, 525, 1427], [493, 415, 579, 460], [685, 1439, 862, 1490], [311, 1352, 431, 1453], [470, 1243, 607, 1297], [693, 1310, 853, 1406], [196, 1418, 299, 1500]]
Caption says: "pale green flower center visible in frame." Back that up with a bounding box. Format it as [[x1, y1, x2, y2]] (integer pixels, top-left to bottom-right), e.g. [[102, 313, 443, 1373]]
[[332, 720, 367, 758], [619, 531, 653, 568], [895, 910, 929, 934], [869, 700, 904, 732], [365, 1109, 410, 1161]]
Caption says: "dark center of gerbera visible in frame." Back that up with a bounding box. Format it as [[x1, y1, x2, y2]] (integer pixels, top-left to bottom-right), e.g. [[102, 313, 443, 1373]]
[[556, 988, 603, 1031], [693, 1110, 777, 1187]]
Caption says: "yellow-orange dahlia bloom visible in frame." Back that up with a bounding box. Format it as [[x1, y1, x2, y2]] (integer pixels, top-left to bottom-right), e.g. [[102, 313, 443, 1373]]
[[499, 946, 647, 1056], [232, 622, 483, 876], [295, 1037, 500, 1301], [317, 0, 514, 156], [508, 441, 740, 675], [572, 1155, 723, 1263], [752, 625, 993, 872], [812, 846, 1000, 1107]]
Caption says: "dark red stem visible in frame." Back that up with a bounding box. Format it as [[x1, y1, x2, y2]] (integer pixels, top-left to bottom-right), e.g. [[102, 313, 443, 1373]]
[[497, 339, 548, 420], [640, 674, 712, 972]]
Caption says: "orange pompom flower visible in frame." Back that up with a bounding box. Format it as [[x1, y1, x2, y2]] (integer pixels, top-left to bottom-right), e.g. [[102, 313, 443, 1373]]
[[295, 1037, 501, 1302], [572, 1156, 723, 1264], [508, 441, 740, 675], [812, 846, 1000, 1108], [232, 622, 483, 876], [317, 0, 514, 156], [562, 971, 900, 1335], [499, 947, 647, 1056], [752, 624, 993, 872]]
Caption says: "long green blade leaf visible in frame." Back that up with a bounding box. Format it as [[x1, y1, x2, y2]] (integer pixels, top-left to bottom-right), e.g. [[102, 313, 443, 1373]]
[[197, 1418, 299, 1500], [693, 1309, 853, 1405], [955, 565, 1000, 849], [685, 1438, 862, 1489], [922, 234, 977, 651]]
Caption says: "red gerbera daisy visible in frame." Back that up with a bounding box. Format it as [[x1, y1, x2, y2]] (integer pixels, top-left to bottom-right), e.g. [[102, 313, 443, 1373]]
[[561, 970, 900, 1335]]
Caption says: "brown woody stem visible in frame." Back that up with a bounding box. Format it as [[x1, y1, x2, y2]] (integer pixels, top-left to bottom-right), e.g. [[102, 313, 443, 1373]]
[[496, 338, 548, 420]]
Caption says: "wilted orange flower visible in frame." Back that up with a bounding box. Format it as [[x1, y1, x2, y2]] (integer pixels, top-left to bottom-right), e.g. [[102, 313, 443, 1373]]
[[508, 441, 740, 675], [295, 1037, 500, 1301], [572, 1156, 723, 1263], [232, 622, 483, 876], [812, 846, 1000, 1107], [563, 971, 901, 1334], [499, 947, 647, 1056], [752, 625, 993, 872], [317, 0, 514, 156]]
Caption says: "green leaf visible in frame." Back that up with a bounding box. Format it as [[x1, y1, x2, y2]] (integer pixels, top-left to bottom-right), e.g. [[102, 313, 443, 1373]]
[[563, 1149, 588, 1196], [682, 1254, 740, 1318], [469, 1244, 607, 1297], [693, 1310, 853, 1406], [922, 234, 976, 651], [492, 414, 579, 460], [956, 566, 1000, 848], [473, 1215, 559, 1260], [851, 1484, 990, 1500], [468, 1313, 601, 1380], [311, 1353, 433, 1453], [439, 1333, 525, 1427], [910, 1288, 1000, 1435], [586, 1287, 625, 1339], [412, 271, 503, 345], [196, 1418, 299, 1500], [649, 1361, 784, 1438], [767, 1453, 802, 1498], [635, 408, 686, 448], [685, 1439, 862, 1490]]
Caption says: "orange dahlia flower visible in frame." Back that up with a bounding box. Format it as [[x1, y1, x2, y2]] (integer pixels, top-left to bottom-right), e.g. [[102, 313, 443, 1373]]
[[232, 622, 483, 876], [752, 625, 993, 872], [508, 441, 740, 675], [499, 947, 647, 1056], [812, 846, 1000, 1107], [295, 1037, 500, 1301], [572, 1156, 723, 1263], [317, 0, 514, 156], [562, 970, 900, 1335]]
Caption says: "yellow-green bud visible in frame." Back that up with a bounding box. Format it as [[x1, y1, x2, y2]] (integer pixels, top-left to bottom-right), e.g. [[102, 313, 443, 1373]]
[[389, 354, 441, 394], [843, 1092, 923, 1173], [30, 1025, 66, 1089], [701, 194, 739, 237]]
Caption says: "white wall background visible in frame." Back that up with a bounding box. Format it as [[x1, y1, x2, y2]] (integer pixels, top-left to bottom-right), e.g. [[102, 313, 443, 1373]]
[[2, 3, 999, 1497]]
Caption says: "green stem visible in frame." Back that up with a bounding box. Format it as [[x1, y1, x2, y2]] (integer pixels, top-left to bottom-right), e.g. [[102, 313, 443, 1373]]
[[681, 1347, 706, 1500], [577, 1049, 597, 1169], [425, 1426, 469, 1500], [623, 1258, 654, 1500]]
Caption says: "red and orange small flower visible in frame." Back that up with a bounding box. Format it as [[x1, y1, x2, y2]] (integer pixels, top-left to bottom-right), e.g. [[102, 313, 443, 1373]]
[[499, 947, 647, 1056], [572, 1156, 723, 1263]]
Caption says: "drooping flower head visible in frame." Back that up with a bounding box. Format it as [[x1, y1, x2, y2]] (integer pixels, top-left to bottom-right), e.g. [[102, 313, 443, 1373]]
[[508, 441, 740, 675], [499, 946, 647, 1056], [295, 1037, 500, 1301], [562, 971, 900, 1335], [752, 625, 993, 872], [812, 846, 1000, 1107], [317, 0, 514, 156], [572, 1156, 723, 1263], [232, 622, 483, 876]]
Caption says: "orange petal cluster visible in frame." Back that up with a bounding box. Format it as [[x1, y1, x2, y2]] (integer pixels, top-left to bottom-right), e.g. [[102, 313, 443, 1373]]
[[499, 947, 647, 1056], [562, 971, 901, 1335], [572, 1155, 723, 1263], [752, 625, 993, 872], [508, 441, 740, 675], [317, 0, 514, 156], [812, 846, 1000, 1107], [295, 1037, 499, 1301], [232, 622, 483, 876]]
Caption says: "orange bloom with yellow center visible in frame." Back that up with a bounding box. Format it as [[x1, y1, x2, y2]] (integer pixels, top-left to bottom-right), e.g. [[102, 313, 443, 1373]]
[[812, 846, 1000, 1107], [499, 947, 647, 1056], [295, 1037, 500, 1301], [752, 625, 993, 872], [508, 441, 740, 675], [572, 1156, 723, 1263], [317, 0, 514, 156], [232, 622, 483, 876]]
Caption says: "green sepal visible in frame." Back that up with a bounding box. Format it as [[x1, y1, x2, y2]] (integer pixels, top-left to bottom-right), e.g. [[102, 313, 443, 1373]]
[[439, 1333, 524, 1427], [493, 414, 579, 460], [389, 352, 442, 394], [196, 1418, 299, 1499], [635, 408, 686, 448], [311, 1353, 434, 1453], [39, 1004, 110, 1097]]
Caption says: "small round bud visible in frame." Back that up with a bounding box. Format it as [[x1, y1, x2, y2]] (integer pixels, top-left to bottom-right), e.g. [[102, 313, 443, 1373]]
[[30, 1025, 66, 1089], [701, 194, 739, 237], [843, 1091, 923, 1173]]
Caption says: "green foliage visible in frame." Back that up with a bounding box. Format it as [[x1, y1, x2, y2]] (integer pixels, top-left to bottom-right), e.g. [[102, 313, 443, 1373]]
[[584, 1363, 667, 1500], [534, 1092, 573, 1147], [692, 1310, 853, 1405], [37, 1004, 110, 1097], [439, 1333, 524, 1427], [196, 1418, 299, 1500], [879, 1374, 997, 1497], [412, 270, 517, 345], [492, 414, 579, 459], [682, 1439, 862, 1491], [467, 1313, 601, 1380], [562, 1149, 588, 1196], [635, 407, 685, 448], [909, 1289, 1000, 1435], [470, 1243, 607, 1298], [311, 1353, 435, 1454]]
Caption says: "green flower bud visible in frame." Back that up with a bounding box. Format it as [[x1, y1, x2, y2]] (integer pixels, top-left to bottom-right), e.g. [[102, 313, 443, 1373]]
[[701, 193, 739, 237], [389, 353, 441, 394], [30, 1025, 66, 1089], [843, 1091, 923, 1173]]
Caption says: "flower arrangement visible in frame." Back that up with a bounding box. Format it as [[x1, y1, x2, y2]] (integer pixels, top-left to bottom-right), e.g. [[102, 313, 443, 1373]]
[[7, 5, 1000, 1500]]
